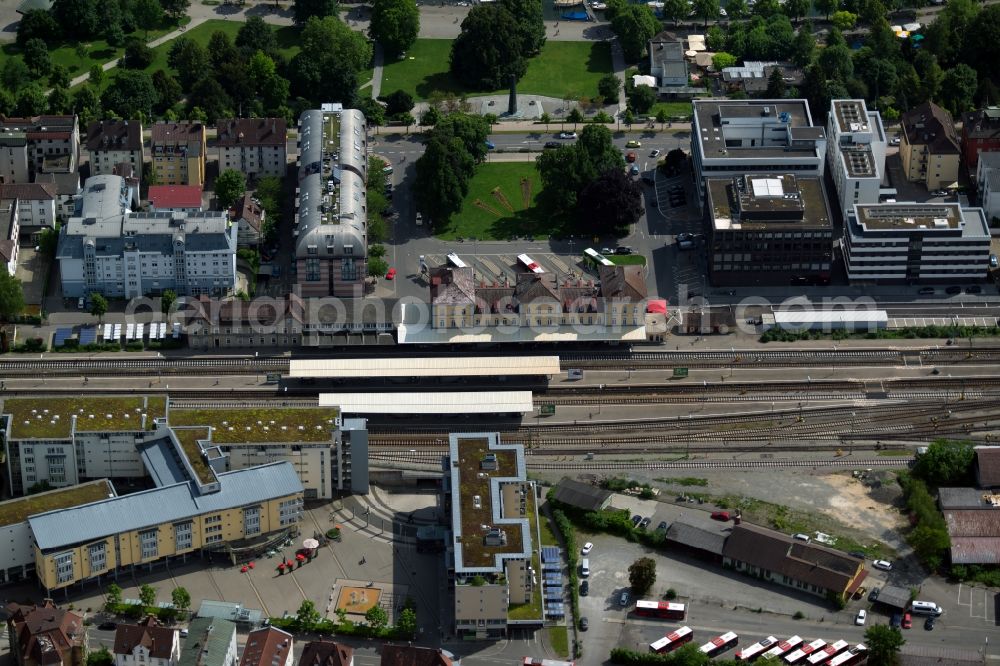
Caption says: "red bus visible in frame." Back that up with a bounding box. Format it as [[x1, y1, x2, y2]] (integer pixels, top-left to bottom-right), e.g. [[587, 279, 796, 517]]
[[699, 632, 739, 658], [785, 639, 827, 664], [634, 600, 687, 620], [807, 640, 849, 665], [827, 645, 866, 666], [517, 254, 544, 274], [649, 626, 694, 654], [763, 636, 803, 660], [736, 636, 778, 661]]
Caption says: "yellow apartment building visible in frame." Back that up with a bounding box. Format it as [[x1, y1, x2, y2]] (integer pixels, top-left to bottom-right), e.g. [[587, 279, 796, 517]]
[[151, 122, 206, 187]]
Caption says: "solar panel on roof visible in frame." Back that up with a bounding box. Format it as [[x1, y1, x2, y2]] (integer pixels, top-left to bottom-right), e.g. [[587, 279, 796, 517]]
[[79, 327, 96, 345], [53, 327, 73, 347]]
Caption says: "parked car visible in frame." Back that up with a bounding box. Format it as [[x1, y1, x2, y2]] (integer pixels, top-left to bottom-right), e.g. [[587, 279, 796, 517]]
[[559, 131, 578, 139], [849, 550, 867, 559], [78, 296, 85, 309], [544, 141, 560, 149], [946, 285, 962, 294], [873, 559, 893, 571], [853, 586, 867, 600], [385, 268, 396, 280], [626, 140, 641, 148], [657, 521, 668, 531], [98, 622, 117, 631], [889, 137, 901, 145], [615, 246, 633, 255], [792, 533, 810, 542], [579, 617, 589, 630], [600, 247, 615, 255], [930, 189, 948, 197], [868, 587, 881, 602], [581, 542, 594, 555], [711, 511, 730, 521], [650, 149, 661, 157], [629, 164, 640, 175], [991, 254, 999, 269], [890, 613, 902, 628], [902, 613, 912, 629], [918, 287, 935, 295], [580, 580, 589, 596], [625, 151, 637, 163], [639, 517, 652, 529], [855, 609, 867, 626], [631, 514, 642, 526], [677, 232, 694, 242], [619, 591, 631, 606], [924, 616, 935, 630], [485, 140, 495, 150]]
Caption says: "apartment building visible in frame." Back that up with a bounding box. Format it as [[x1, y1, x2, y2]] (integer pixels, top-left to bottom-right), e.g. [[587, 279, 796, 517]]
[[975, 152, 1000, 223], [178, 619, 237, 666], [151, 122, 206, 187], [447, 433, 541, 638], [6, 600, 84, 666], [961, 107, 1000, 173], [113, 617, 181, 666], [216, 119, 287, 180], [231, 193, 265, 247], [56, 174, 236, 299], [429, 264, 646, 330], [900, 102, 960, 191], [690, 99, 826, 208], [86, 120, 144, 178], [0, 199, 18, 276], [298, 641, 353, 666], [825, 99, 887, 220], [844, 202, 991, 283], [705, 174, 834, 286], [148, 185, 203, 213], [295, 104, 368, 297], [238, 628, 293, 666], [0, 115, 79, 184], [0, 182, 57, 229]]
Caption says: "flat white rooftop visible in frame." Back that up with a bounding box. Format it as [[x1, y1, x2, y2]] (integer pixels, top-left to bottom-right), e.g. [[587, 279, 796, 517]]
[[290, 356, 560, 378], [319, 391, 534, 414], [766, 310, 888, 324]]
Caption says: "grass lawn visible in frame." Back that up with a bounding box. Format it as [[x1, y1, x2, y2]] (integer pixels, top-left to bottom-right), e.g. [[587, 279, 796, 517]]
[[381, 39, 612, 101], [649, 101, 696, 119], [547, 626, 570, 658], [608, 254, 647, 266], [0, 17, 189, 78], [538, 505, 560, 547], [436, 162, 564, 241]]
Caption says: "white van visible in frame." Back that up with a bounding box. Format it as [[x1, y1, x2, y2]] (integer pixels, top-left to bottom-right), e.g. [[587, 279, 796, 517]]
[[910, 600, 942, 616], [580, 558, 590, 577]]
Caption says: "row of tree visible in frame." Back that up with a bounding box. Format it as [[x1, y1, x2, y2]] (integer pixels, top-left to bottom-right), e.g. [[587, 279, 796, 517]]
[[413, 113, 491, 228]]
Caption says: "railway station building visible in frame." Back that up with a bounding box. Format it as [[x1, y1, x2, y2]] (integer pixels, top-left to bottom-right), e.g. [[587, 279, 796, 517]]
[[445, 433, 543, 638]]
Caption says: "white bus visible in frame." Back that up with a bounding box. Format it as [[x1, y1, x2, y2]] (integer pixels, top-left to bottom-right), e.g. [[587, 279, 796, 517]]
[[826, 645, 866, 666], [763, 637, 802, 660], [699, 632, 738, 658], [736, 636, 778, 661], [517, 253, 545, 274], [807, 640, 849, 665], [785, 639, 827, 664], [447, 252, 467, 269], [649, 626, 694, 654]]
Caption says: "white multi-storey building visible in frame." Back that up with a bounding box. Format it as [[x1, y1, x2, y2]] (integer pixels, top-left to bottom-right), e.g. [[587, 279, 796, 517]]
[[826, 99, 887, 220], [691, 99, 827, 208], [844, 202, 991, 283], [86, 120, 144, 178], [56, 174, 236, 298], [975, 152, 1000, 223]]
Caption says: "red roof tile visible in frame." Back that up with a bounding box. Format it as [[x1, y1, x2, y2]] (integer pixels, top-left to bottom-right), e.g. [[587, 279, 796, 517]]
[[148, 185, 203, 209]]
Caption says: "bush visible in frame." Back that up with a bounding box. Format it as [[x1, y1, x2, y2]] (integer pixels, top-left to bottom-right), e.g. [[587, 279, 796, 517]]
[[793, 611, 805, 620], [664, 588, 676, 600]]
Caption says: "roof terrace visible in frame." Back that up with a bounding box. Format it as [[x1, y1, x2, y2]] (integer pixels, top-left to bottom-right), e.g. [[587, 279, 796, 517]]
[[0, 479, 114, 527], [3, 396, 166, 439], [171, 427, 215, 486], [855, 203, 962, 231]]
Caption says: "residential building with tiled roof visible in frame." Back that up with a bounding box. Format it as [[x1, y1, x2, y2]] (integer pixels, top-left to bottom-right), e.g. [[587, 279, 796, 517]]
[[231, 193, 265, 247], [297, 640, 353, 666], [0, 182, 57, 228], [178, 618, 236, 666], [380, 646, 454, 666], [961, 107, 1000, 173], [722, 523, 867, 600], [900, 101, 960, 190], [147, 185, 203, 213], [86, 120, 144, 178], [6, 600, 84, 666], [113, 616, 180, 666], [151, 122, 206, 187], [238, 627, 293, 666], [216, 118, 287, 179], [0, 115, 79, 184]]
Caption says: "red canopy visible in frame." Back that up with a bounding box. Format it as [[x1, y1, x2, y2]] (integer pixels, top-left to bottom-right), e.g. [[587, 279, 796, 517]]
[[647, 299, 668, 314]]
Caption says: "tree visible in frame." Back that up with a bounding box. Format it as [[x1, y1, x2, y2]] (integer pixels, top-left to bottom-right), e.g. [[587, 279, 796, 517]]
[[752, 0, 781, 17], [656, 108, 669, 128], [160, 0, 190, 20], [138, 583, 157, 607], [103, 70, 159, 119], [15, 85, 48, 116], [628, 557, 656, 596], [123, 37, 155, 69], [501, 0, 546, 55], [49, 64, 70, 89], [941, 64, 978, 116], [208, 30, 240, 70], [187, 77, 233, 120], [818, 43, 853, 81], [628, 84, 656, 114], [168, 38, 211, 90], [790, 26, 816, 67], [365, 604, 389, 631], [421, 106, 441, 126], [17, 10, 60, 47], [712, 52, 738, 71], [52, 0, 100, 39], [105, 22, 126, 48], [912, 440, 975, 488], [814, 0, 836, 19], [289, 16, 371, 105], [450, 5, 527, 89], [157, 289, 177, 316], [106, 583, 123, 607], [87, 292, 108, 322], [864, 625, 904, 666], [151, 70, 182, 114], [88, 64, 106, 88], [170, 586, 191, 611], [134, 0, 164, 35], [381, 89, 414, 115], [72, 85, 103, 125], [577, 169, 644, 235], [693, 0, 720, 27], [48, 86, 72, 114], [539, 111, 552, 130], [598, 74, 621, 103], [765, 67, 787, 97], [726, 0, 747, 20], [433, 112, 492, 162], [87, 648, 113, 666], [830, 10, 857, 30], [663, 0, 688, 24], [295, 600, 321, 632], [214, 169, 246, 210], [611, 5, 660, 62], [237, 18, 278, 59], [396, 607, 417, 638], [369, 0, 420, 58], [22, 38, 50, 77], [0, 272, 25, 322], [783, 0, 809, 22], [294, 0, 339, 25], [536, 124, 623, 215], [413, 135, 474, 227]]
